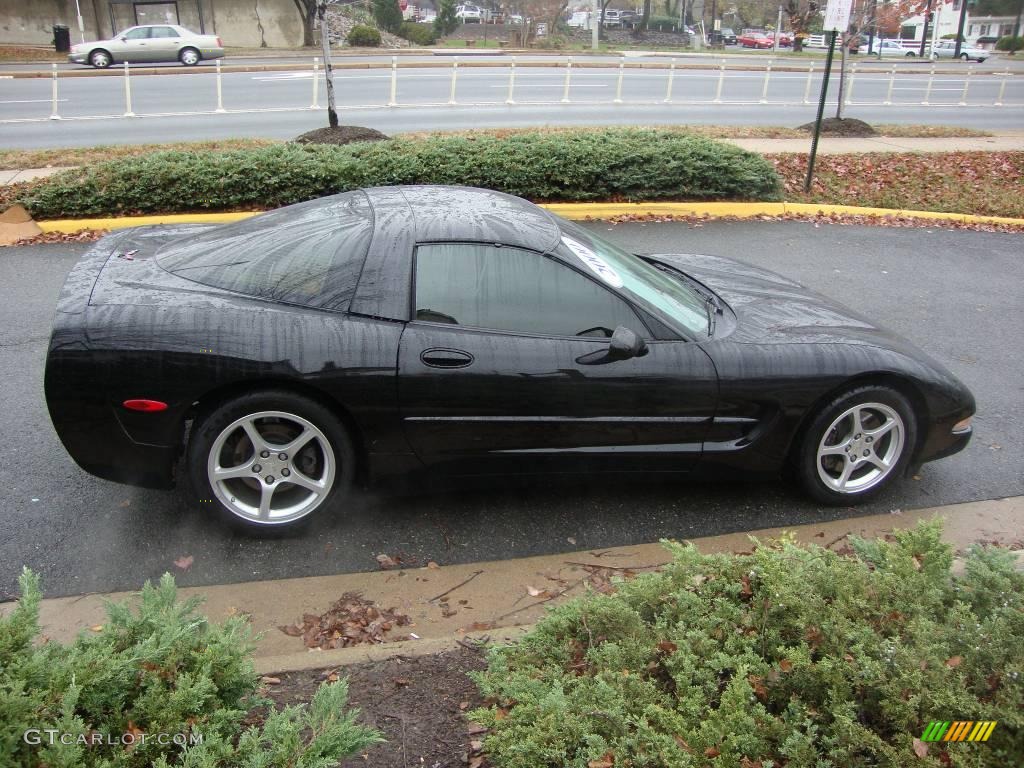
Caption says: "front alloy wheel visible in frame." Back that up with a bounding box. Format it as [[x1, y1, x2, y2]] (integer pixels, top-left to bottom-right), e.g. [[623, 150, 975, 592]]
[[797, 385, 916, 505]]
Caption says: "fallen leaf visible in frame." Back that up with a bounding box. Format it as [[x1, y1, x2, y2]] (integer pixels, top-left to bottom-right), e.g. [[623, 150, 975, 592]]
[[89, 624, 104, 632], [526, 585, 552, 599], [393, 677, 411, 687], [469, 758, 484, 768], [173, 555, 194, 571], [467, 723, 488, 735], [260, 676, 281, 685], [375, 554, 397, 569], [704, 746, 721, 758], [912, 737, 929, 758], [278, 624, 303, 637], [588, 752, 615, 768], [427, 561, 440, 569], [945, 655, 963, 668], [470, 739, 484, 752], [779, 658, 793, 672], [657, 640, 677, 654]]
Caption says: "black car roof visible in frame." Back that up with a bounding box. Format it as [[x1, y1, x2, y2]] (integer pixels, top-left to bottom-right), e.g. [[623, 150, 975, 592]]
[[365, 185, 563, 254]]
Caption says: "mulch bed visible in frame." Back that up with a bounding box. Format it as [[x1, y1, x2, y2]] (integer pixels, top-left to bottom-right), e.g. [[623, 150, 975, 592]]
[[797, 117, 877, 137], [294, 126, 390, 146], [262, 646, 490, 768]]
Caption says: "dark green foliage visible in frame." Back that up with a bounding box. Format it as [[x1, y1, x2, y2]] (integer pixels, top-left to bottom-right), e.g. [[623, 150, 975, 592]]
[[434, 0, 460, 36], [471, 522, 1024, 767], [346, 24, 382, 47], [372, 0, 404, 34], [0, 570, 382, 768], [399, 21, 438, 45], [995, 35, 1023, 52], [17, 130, 781, 218]]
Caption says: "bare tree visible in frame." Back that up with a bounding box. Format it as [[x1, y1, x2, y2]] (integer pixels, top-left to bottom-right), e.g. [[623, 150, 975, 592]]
[[293, 0, 318, 47]]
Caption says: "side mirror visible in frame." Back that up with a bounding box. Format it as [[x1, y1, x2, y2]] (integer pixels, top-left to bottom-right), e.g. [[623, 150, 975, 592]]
[[608, 325, 648, 361], [120, 37, 128, 42]]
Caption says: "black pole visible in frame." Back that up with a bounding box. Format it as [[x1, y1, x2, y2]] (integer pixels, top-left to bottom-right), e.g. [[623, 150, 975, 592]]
[[954, 0, 969, 57], [804, 30, 837, 194], [919, 0, 932, 58]]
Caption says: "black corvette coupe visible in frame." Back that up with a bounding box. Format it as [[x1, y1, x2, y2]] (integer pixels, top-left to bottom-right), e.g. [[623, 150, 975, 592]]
[[45, 186, 974, 530]]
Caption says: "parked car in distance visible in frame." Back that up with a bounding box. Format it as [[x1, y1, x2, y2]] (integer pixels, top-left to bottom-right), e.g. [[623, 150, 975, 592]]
[[69, 24, 223, 68], [855, 38, 919, 56], [720, 27, 738, 45], [45, 186, 975, 531], [768, 31, 792, 47], [455, 4, 483, 22], [930, 40, 988, 62], [602, 9, 623, 27], [738, 32, 773, 48]]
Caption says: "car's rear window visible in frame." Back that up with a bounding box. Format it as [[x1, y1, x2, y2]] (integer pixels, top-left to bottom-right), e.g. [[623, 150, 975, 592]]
[[157, 192, 373, 311]]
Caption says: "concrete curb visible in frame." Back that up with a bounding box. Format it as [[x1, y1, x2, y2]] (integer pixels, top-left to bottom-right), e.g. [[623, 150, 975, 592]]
[[4, 497, 1021, 674], [33, 201, 1024, 234]]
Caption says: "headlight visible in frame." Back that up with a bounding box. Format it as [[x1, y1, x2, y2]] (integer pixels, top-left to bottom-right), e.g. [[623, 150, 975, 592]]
[[952, 416, 972, 434]]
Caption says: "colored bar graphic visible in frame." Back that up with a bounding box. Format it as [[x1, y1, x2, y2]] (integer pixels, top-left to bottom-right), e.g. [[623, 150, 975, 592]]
[[921, 720, 996, 742]]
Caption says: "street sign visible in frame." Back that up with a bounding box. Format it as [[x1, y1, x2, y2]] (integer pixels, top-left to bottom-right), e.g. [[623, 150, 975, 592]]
[[822, 0, 853, 31]]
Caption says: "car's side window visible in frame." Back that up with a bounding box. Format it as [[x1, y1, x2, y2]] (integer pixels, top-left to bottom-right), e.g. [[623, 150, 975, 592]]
[[414, 243, 644, 338], [123, 27, 151, 40], [151, 27, 179, 38]]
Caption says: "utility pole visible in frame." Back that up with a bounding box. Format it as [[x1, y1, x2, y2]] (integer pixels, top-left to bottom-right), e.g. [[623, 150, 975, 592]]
[[773, 5, 782, 52], [317, 0, 338, 128], [953, 0, 968, 57], [919, 0, 932, 58], [592, 0, 599, 49]]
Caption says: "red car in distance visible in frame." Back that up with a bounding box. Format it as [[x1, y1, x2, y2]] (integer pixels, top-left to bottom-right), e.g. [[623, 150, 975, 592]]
[[768, 31, 793, 47], [738, 32, 773, 48]]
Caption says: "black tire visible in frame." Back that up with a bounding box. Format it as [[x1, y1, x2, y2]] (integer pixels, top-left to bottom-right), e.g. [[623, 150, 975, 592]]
[[179, 47, 201, 66], [187, 389, 354, 532], [89, 49, 112, 68], [795, 385, 917, 506], [906, 51, 916, 57], [960, 53, 970, 61]]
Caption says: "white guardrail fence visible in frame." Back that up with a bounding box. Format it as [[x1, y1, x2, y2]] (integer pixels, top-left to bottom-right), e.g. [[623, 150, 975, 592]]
[[3, 56, 1020, 124]]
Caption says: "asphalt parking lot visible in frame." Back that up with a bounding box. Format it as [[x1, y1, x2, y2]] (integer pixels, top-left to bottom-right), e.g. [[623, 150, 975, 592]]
[[1, 220, 1020, 598]]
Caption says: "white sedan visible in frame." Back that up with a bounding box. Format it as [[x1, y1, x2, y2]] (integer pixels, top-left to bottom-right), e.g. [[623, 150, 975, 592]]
[[930, 40, 989, 62], [69, 24, 224, 68]]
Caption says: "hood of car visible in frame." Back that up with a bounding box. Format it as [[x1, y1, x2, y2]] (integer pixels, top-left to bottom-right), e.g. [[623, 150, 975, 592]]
[[647, 252, 933, 353]]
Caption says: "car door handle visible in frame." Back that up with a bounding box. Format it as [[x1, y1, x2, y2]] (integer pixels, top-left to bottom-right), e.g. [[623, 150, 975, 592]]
[[420, 348, 474, 369]]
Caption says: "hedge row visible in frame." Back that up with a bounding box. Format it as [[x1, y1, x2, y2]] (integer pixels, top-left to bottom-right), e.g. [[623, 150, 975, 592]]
[[17, 129, 781, 218]]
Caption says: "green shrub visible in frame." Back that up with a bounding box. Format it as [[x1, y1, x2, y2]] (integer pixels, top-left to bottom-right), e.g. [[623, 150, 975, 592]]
[[0, 569, 382, 767], [995, 35, 1023, 53], [471, 521, 1024, 767], [346, 24, 382, 47], [372, 0, 403, 34], [434, 0, 459, 36], [399, 21, 437, 45], [18, 130, 781, 217]]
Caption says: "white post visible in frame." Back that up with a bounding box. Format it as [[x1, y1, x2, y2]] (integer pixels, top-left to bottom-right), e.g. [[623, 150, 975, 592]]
[[215, 59, 225, 112], [713, 58, 725, 103], [591, 0, 599, 50], [994, 67, 1009, 106], [759, 58, 773, 103], [123, 61, 135, 117], [884, 64, 895, 105], [845, 62, 857, 105], [959, 65, 972, 105], [50, 63, 61, 120], [310, 56, 320, 109], [803, 61, 814, 105], [74, 0, 85, 43], [448, 56, 459, 104], [922, 62, 935, 104], [506, 56, 516, 104], [773, 5, 782, 53], [663, 58, 676, 103], [388, 55, 398, 106], [614, 55, 625, 103], [561, 56, 572, 103]]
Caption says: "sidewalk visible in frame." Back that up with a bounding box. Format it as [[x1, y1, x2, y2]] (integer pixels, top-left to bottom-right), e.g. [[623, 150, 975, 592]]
[[3, 134, 1022, 188], [5, 496, 1020, 674]]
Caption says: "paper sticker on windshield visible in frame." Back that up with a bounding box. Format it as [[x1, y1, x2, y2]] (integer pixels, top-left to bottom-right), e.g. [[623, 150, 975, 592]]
[[561, 236, 623, 288]]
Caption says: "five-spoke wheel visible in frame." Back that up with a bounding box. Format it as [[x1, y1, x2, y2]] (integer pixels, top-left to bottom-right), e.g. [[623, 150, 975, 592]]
[[189, 391, 353, 530], [797, 386, 916, 504]]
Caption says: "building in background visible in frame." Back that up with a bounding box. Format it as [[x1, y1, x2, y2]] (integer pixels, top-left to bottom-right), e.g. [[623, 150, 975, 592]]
[[0, 0, 304, 48]]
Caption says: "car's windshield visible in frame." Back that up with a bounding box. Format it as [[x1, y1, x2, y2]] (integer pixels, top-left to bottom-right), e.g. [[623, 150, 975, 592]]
[[555, 219, 711, 339]]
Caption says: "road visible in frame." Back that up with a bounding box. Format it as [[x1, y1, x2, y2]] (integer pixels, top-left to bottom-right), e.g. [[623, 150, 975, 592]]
[[1, 221, 1020, 599], [1, 59, 1020, 147]]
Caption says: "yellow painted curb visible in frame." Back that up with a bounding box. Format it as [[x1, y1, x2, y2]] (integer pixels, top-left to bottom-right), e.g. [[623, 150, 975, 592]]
[[36, 202, 1024, 234]]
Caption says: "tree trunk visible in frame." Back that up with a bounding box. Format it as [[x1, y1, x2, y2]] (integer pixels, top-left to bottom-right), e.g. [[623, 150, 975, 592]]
[[317, 2, 338, 128], [295, 0, 316, 47]]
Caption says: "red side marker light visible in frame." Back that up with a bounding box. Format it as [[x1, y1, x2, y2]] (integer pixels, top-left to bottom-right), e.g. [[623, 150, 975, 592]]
[[123, 399, 168, 412]]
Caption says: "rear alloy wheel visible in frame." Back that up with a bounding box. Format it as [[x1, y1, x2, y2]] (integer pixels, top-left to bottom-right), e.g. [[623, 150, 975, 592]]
[[797, 385, 916, 505], [188, 391, 353, 531], [179, 47, 201, 66], [89, 50, 111, 68]]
